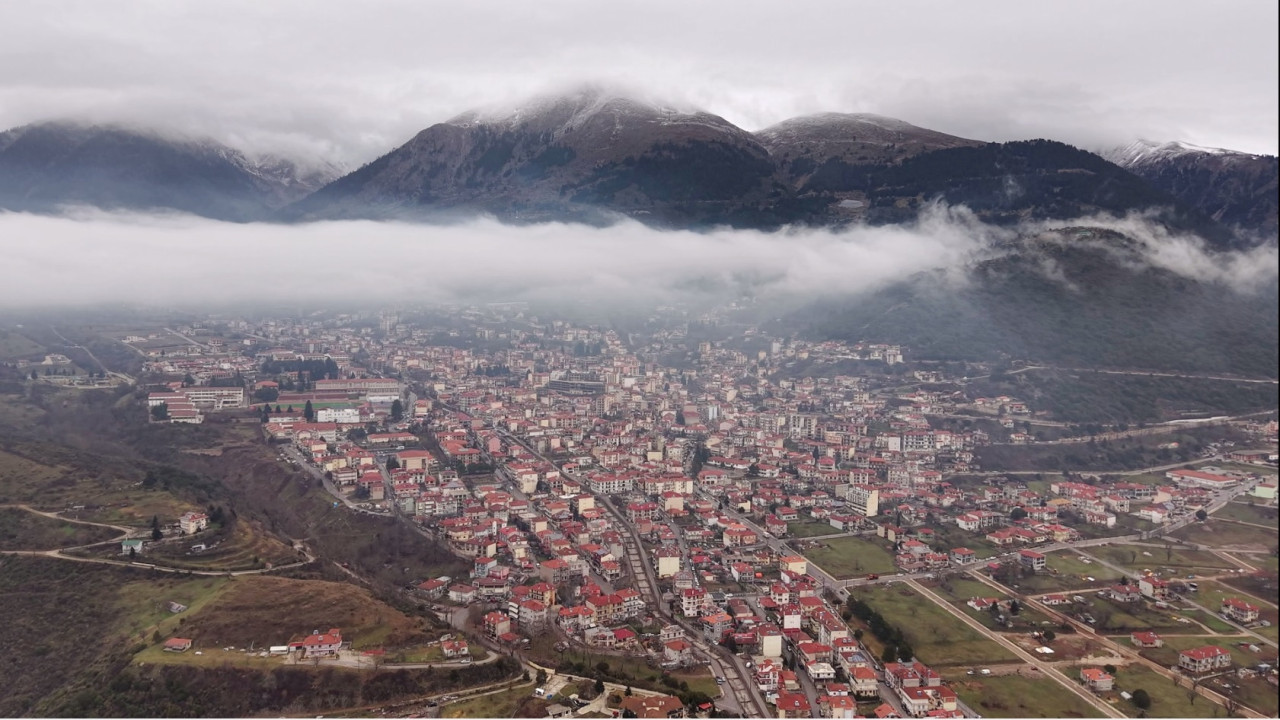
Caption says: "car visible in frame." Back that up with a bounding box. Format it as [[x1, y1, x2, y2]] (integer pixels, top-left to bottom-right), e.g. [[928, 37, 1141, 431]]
[[715, 676, 725, 684]]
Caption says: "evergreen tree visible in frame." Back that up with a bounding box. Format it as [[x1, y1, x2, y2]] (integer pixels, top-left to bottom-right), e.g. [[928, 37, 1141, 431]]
[[304, 400, 315, 422]]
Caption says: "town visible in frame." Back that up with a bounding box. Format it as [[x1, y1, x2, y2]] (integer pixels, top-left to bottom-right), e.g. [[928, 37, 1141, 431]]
[[67, 304, 1280, 717]]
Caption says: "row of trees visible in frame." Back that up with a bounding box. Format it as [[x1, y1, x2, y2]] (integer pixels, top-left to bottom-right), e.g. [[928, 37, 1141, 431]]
[[845, 597, 915, 663]]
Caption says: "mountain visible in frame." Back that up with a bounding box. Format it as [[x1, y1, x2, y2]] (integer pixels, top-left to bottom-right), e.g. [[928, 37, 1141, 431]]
[[796, 227, 1279, 378], [293, 89, 1239, 241], [755, 112, 982, 190], [0, 122, 337, 221], [1107, 139, 1279, 239], [288, 86, 798, 227]]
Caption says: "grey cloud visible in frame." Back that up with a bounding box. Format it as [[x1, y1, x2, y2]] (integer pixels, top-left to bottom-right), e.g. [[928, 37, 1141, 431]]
[[0, 1, 1274, 167]]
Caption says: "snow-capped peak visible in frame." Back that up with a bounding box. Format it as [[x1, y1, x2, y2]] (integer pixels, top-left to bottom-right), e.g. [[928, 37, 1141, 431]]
[[1106, 138, 1257, 168]]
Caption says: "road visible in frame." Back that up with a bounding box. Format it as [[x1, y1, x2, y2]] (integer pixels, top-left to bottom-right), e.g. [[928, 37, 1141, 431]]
[[904, 578, 1127, 718], [968, 568, 1267, 718], [48, 325, 135, 383], [494, 427, 770, 718]]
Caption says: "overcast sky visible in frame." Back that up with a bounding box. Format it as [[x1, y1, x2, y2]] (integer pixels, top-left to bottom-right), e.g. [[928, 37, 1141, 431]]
[[2, 1, 1276, 166]]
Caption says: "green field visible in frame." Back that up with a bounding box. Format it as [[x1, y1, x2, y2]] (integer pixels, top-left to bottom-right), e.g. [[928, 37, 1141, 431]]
[[1172, 520, 1278, 550], [1089, 545, 1235, 573], [442, 682, 539, 718], [1189, 580, 1279, 642], [803, 536, 897, 578], [1213, 501, 1279, 528], [0, 506, 123, 550], [928, 577, 1053, 631], [943, 670, 1103, 718], [787, 521, 840, 538], [1108, 664, 1217, 718], [848, 583, 1018, 667], [1019, 552, 1117, 593], [1134, 634, 1274, 671]]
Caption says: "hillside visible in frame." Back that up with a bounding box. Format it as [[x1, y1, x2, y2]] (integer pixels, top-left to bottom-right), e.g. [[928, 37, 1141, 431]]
[[798, 227, 1279, 377], [0, 122, 337, 221], [1108, 139, 1279, 239]]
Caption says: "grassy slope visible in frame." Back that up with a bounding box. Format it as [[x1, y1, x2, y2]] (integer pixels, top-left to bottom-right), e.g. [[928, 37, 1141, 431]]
[[0, 506, 122, 550]]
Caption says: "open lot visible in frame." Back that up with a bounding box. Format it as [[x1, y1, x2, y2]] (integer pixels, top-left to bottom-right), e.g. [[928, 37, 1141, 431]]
[[787, 520, 840, 538], [848, 583, 1018, 667], [1172, 519, 1278, 551], [926, 577, 1053, 631], [1104, 663, 1218, 718], [0, 506, 123, 550], [1019, 552, 1118, 593], [1134, 634, 1276, 672], [442, 682, 540, 719], [802, 536, 897, 578], [1187, 580, 1279, 642], [1089, 545, 1235, 573], [943, 668, 1103, 718], [1213, 501, 1279, 528]]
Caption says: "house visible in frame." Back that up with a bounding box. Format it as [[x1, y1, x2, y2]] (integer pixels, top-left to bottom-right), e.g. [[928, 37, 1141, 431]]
[[448, 583, 476, 604], [819, 694, 859, 719], [1221, 598, 1260, 624], [121, 538, 144, 556], [298, 628, 343, 657], [1018, 549, 1046, 571], [163, 637, 193, 652], [1079, 667, 1114, 692], [1131, 631, 1164, 648], [774, 692, 812, 719], [483, 611, 511, 638], [949, 547, 977, 566], [1138, 576, 1170, 601], [1106, 584, 1142, 603], [619, 694, 685, 719], [441, 638, 469, 658], [1178, 645, 1232, 674], [179, 511, 209, 534]]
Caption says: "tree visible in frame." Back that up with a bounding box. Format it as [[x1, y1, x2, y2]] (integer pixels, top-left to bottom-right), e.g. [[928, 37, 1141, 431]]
[[536, 668, 548, 685], [897, 644, 914, 662], [1010, 507, 1028, 521], [150, 403, 169, 421], [594, 677, 605, 694], [881, 645, 898, 663], [390, 399, 404, 422], [1104, 664, 1117, 675], [304, 400, 315, 422], [386, 456, 400, 471], [150, 515, 162, 541], [1009, 600, 1021, 616], [625, 685, 632, 697], [1195, 509, 1208, 522], [1131, 689, 1151, 710], [1042, 629, 1056, 643]]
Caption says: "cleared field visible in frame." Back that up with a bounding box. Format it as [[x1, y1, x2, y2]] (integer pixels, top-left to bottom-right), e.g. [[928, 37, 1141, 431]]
[[787, 521, 840, 538], [115, 574, 230, 641], [803, 536, 897, 578], [849, 583, 1018, 667], [1213, 501, 1279, 528], [1089, 545, 1235, 573], [0, 506, 122, 550], [943, 669, 1103, 718], [1171, 520, 1277, 551]]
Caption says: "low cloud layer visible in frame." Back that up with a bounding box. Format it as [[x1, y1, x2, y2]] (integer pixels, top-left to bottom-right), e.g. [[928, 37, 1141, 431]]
[[1, 207, 1273, 312]]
